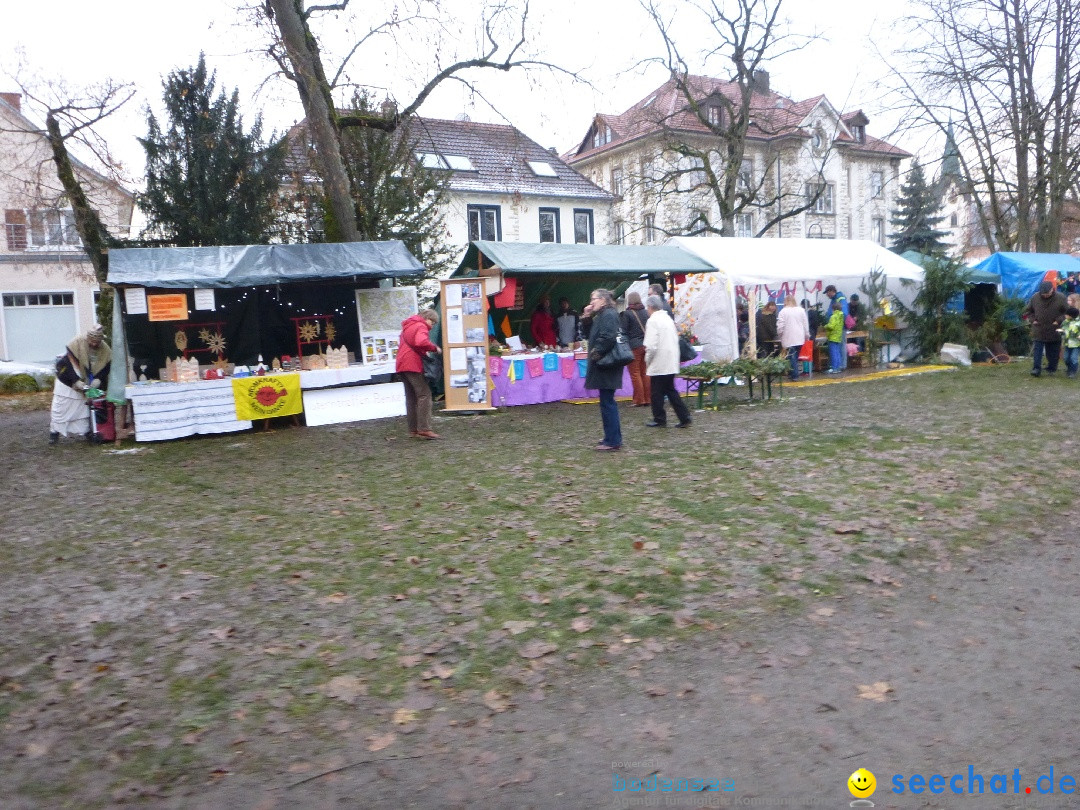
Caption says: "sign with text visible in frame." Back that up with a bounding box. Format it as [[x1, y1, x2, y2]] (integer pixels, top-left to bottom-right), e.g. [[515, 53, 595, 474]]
[[147, 293, 189, 322]]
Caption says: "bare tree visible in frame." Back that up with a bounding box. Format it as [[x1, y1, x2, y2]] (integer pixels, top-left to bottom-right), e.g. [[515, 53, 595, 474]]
[[637, 0, 829, 238], [889, 0, 1080, 253], [259, 0, 564, 242]]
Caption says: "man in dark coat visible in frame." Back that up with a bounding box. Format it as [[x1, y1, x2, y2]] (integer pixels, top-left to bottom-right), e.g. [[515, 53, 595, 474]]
[[1023, 280, 1067, 376], [583, 288, 624, 451]]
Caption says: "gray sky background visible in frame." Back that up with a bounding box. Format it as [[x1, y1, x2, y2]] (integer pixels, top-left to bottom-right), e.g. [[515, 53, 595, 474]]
[[1, 0, 929, 188]]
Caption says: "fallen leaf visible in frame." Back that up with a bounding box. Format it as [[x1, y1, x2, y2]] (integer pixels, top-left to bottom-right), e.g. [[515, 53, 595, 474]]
[[645, 685, 668, 697], [632, 540, 645, 550], [432, 663, 455, 680], [518, 640, 558, 659], [498, 769, 535, 787], [321, 675, 367, 703], [392, 708, 417, 725], [642, 541, 660, 550], [570, 617, 594, 633], [832, 523, 863, 535], [207, 626, 234, 640], [815, 607, 836, 617], [398, 655, 423, 668], [503, 620, 537, 636], [483, 689, 511, 713], [366, 732, 397, 752], [322, 592, 347, 604], [857, 681, 893, 702]]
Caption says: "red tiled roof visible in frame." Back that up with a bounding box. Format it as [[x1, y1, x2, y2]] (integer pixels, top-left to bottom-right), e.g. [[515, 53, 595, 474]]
[[566, 75, 909, 162]]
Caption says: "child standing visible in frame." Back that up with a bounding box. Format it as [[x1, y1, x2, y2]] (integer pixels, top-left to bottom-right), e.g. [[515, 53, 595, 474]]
[[1059, 306, 1080, 378], [825, 304, 844, 374]]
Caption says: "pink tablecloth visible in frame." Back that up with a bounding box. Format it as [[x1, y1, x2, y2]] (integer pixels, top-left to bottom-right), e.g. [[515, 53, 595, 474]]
[[491, 360, 631, 406]]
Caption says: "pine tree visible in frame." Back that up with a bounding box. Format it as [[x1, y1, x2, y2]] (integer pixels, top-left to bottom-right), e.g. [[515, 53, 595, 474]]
[[336, 92, 455, 279], [138, 54, 286, 246], [889, 160, 949, 256]]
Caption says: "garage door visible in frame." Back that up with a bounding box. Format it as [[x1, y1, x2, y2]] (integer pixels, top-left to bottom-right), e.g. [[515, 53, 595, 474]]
[[2, 291, 77, 363]]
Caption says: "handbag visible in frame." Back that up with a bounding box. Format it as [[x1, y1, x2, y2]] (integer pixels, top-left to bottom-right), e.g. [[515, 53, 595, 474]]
[[595, 329, 634, 368], [678, 335, 698, 362]]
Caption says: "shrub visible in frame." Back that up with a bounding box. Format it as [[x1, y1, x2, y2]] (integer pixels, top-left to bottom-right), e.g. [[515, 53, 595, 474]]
[[0, 373, 41, 394]]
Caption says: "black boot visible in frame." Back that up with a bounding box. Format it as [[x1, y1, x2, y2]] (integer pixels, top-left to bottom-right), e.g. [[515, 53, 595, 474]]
[[48, 431, 59, 445]]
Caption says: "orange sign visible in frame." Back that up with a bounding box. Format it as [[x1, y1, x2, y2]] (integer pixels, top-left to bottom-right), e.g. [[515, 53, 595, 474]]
[[147, 294, 189, 322]]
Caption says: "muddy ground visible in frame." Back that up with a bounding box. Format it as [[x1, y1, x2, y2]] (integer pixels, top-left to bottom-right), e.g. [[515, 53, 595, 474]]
[[2, 365, 1078, 809]]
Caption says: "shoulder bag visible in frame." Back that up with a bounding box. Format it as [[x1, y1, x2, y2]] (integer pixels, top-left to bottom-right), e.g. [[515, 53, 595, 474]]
[[596, 329, 634, 368]]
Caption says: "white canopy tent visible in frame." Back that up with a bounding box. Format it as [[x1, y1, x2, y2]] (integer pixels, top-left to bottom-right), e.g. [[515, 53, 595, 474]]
[[668, 238, 925, 361]]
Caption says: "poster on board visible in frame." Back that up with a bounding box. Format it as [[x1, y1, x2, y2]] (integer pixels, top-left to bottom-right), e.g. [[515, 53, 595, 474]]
[[440, 279, 494, 411]]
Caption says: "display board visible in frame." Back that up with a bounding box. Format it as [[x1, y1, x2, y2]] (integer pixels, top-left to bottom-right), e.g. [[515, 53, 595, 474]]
[[356, 287, 417, 364], [440, 279, 494, 411]]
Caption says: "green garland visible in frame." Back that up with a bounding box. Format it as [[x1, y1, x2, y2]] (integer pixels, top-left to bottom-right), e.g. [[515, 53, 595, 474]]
[[682, 355, 790, 381]]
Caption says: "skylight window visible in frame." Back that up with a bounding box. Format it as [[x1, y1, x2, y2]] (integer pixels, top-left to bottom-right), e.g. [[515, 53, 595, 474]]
[[415, 152, 475, 171], [527, 161, 558, 177], [443, 154, 475, 171], [416, 152, 447, 169]]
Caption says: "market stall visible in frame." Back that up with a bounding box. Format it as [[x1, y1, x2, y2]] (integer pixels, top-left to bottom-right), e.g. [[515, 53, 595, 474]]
[[450, 241, 715, 407], [107, 242, 425, 440]]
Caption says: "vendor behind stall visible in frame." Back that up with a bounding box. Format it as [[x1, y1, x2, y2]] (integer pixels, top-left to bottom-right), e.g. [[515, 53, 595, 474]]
[[50, 324, 111, 444], [530, 294, 558, 348]]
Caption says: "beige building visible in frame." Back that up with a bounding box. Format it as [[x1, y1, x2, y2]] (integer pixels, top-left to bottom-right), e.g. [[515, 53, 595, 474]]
[[565, 73, 909, 248], [0, 92, 133, 364]]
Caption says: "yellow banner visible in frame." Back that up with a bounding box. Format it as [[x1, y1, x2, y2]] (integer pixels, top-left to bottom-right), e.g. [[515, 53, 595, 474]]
[[232, 373, 303, 420]]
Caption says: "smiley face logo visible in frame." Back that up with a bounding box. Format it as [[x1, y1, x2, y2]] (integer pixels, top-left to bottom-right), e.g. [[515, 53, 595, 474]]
[[848, 768, 876, 798]]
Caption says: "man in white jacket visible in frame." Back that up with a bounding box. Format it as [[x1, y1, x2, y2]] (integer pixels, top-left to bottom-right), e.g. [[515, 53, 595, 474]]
[[643, 295, 692, 428], [776, 295, 811, 381]]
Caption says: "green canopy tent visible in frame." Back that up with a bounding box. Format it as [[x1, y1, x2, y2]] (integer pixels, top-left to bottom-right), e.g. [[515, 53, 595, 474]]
[[452, 241, 716, 345]]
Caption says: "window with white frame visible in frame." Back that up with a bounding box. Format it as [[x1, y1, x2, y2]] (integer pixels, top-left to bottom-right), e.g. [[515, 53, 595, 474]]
[[5, 208, 82, 251], [737, 158, 754, 191], [806, 182, 835, 214], [2, 291, 74, 307], [614, 221, 626, 244], [870, 170, 883, 199], [736, 213, 754, 237], [643, 214, 656, 243], [706, 105, 722, 126], [592, 124, 612, 149], [688, 156, 706, 189], [641, 157, 655, 190], [611, 166, 624, 197], [539, 208, 560, 243], [687, 209, 709, 234], [871, 217, 885, 246], [467, 204, 501, 241], [573, 209, 594, 244]]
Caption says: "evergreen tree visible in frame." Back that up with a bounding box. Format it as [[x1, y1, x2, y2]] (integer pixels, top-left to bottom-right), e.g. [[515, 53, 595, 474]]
[[138, 54, 286, 246], [336, 91, 455, 280], [889, 160, 949, 256]]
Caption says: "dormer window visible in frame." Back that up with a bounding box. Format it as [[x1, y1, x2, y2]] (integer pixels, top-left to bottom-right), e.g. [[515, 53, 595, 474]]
[[706, 105, 721, 126], [592, 124, 612, 149], [851, 125, 865, 144]]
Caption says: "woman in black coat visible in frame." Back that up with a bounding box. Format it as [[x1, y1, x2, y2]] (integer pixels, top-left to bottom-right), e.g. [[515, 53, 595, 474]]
[[584, 288, 624, 451]]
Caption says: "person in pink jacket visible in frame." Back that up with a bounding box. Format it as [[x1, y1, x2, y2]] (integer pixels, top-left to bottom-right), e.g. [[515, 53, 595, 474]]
[[776, 295, 811, 381], [396, 309, 442, 438]]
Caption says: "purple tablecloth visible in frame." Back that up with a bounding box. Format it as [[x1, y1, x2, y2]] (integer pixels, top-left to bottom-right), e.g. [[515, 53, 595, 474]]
[[491, 356, 631, 407]]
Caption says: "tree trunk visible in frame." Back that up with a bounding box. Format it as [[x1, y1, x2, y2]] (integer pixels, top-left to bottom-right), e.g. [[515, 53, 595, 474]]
[[266, 0, 359, 242], [44, 112, 111, 285]]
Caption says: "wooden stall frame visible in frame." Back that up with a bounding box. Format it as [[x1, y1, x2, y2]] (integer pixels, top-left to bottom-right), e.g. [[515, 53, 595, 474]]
[[440, 278, 495, 411]]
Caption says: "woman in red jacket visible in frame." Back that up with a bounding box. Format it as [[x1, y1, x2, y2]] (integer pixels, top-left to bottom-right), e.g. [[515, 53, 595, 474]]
[[396, 309, 442, 438]]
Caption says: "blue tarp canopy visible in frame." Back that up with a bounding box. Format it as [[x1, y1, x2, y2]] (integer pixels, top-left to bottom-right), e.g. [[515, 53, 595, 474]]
[[108, 241, 425, 288], [900, 250, 1000, 284], [973, 252, 1080, 300]]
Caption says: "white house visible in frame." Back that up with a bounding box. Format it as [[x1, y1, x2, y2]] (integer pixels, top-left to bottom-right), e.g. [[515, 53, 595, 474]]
[[0, 92, 134, 363], [408, 117, 612, 252], [565, 72, 910, 248]]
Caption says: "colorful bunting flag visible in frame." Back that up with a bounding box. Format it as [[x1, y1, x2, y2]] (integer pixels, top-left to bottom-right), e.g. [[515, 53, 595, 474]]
[[577, 359, 588, 378], [526, 357, 544, 378], [512, 359, 525, 381], [489, 356, 503, 377], [560, 356, 576, 379]]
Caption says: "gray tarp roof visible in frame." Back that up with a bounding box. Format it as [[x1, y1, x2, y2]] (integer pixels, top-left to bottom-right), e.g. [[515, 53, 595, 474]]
[[456, 241, 716, 276], [107, 241, 425, 288]]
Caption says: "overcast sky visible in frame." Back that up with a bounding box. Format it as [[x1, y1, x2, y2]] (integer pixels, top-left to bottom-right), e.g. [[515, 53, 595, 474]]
[[1, 0, 927, 187]]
